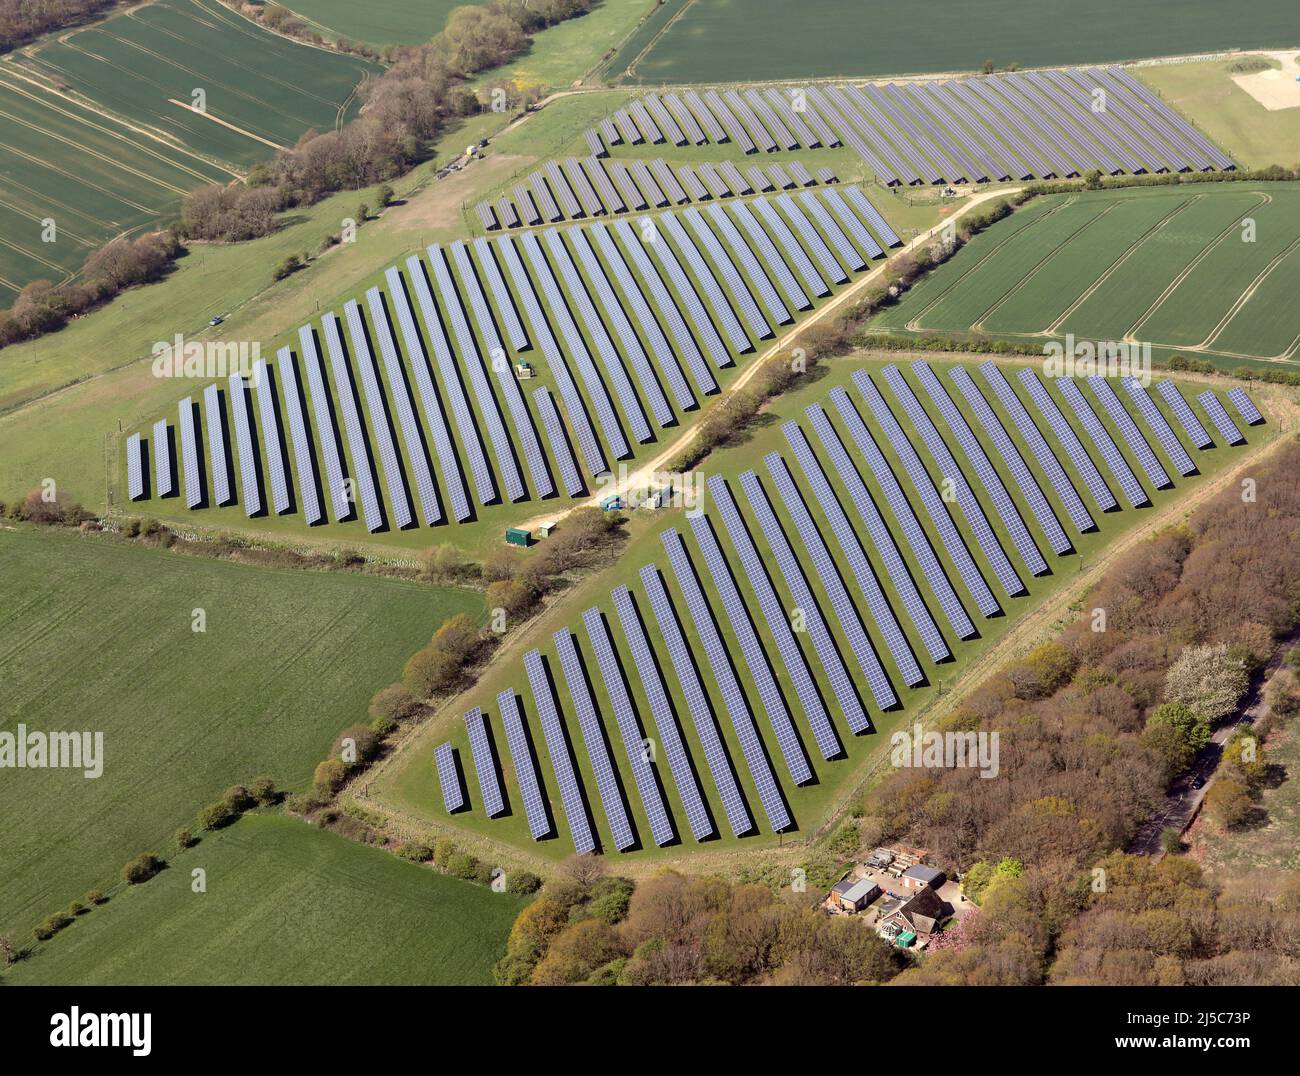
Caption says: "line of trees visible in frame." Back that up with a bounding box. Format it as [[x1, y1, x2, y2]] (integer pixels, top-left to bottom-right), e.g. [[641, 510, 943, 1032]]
[[0, 0, 115, 52]]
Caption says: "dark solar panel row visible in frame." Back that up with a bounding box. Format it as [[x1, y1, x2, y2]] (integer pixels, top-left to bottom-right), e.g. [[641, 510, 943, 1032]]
[[497, 688, 551, 840], [227, 372, 263, 519], [1016, 368, 1118, 512], [271, 352, 321, 524], [321, 312, 383, 530], [1056, 376, 1149, 507], [1087, 376, 1171, 490], [1155, 380, 1213, 449], [464, 707, 506, 817], [523, 648, 597, 854], [1122, 378, 1196, 477], [1199, 391, 1245, 446], [252, 359, 289, 515]]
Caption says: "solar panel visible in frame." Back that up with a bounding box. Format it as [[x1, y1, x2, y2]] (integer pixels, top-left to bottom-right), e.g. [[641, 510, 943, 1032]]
[[703, 90, 756, 153], [815, 166, 837, 184], [610, 585, 713, 841], [922, 80, 1029, 180], [532, 386, 584, 497], [475, 202, 498, 231], [747, 165, 775, 193], [683, 515, 813, 785], [342, 299, 412, 528], [843, 84, 933, 185], [786, 85, 841, 148], [818, 187, 884, 258], [828, 384, 975, 640], [767, 162, 795, 190], [581, 156, 624, 214], [1103, 66, 1232, 169], [751, 195, 828, 298], [677, 164, 709, 202], [706, 475, 842, 759], [717, 160, 751, 195], [251, 360, 289, 514], [656, 212, 753, 352], [321, 311, 383, 530], [1198, 391, 1245, 446], [1227, 387, 1264, 426], [227, 373, 262, 518], [126, 432, 144, 501], [681, 206, 774, 339], [702, 203, 790, 326], [696, 161, 730, 199], [1063, 68, 1189, 173], [606, 220, 716, 397], [563, 157, 604, 216], [774, 193, 847, 284], [1055, 376, 1149, 507], [948, 78, 1048, 178], [585, 126, 607, 158], [568, 227, 674, 428], [644, 93, 686, 145], [762, 86, 818, 147], [448, 243, 552, 499], [658, 532, 791, 832], [639, 563, 752, 837], [744, 88, 798, 149], [950, 367, 1071, 556], [628, 98, 664, 144], [530, 170, 563, 222], [177, 396, 203, 510], [434, 742, 464, 812], [662, 92, 707, 145], [1016, 368, 1118, 512], [272, 351, 321, 523], [470, 238, 529, 354], [497, 689, 551, 840], [629, 159, 667, 208], [726, 200, 810, 311], [1121, 378, 1196, 477], [796, 189, 866, 270], [1087, 376, 1171, 491], [892, 82, 985, 182], [650, 158, 689, 205], [1154, 380, 1213, 450], [978, 362, 1093, 532], [598, 116, 620, 145], [804, 406, 950, 661], [1029, 70, 1137, 173], [724, 89, 777, 152], [496, 196, 519, 230], [464, 708, 505, 817], [978, 76, 1078, 178], [841, 185, 901, 247], [542, 228, 653, 443], [297, 325, 352, 521], [908, 82, 1009, 182], [522, 649, 595, 853], [853, 369, 1001, 617], [910, 361, 1045, 578], [681, 90, 727, 143], [497, 236, 607, 477], [514, 183, 541, 226], [763, 452, 896, 715], [612, 108, 641, 145], [152, 418, 172, 499], [789, 162, 815, 188], [203, 381, 233, 507], [803, 85, 898, 185], [363, 287, 441, 524], [384, 266, 470, 522], [608, 162, 648, 211], [543, 160, 582, 219]]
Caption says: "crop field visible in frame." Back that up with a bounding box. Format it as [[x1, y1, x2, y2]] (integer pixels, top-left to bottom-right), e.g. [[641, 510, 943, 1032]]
[[370, 357, 1272, 863], [4, 814, 526, 985], [874, 184, 1300, 362], [0, 0, 378, 299], [276, 0, 465, 47], [608, 0, 1300, 84], [0, 524, 481, 936]]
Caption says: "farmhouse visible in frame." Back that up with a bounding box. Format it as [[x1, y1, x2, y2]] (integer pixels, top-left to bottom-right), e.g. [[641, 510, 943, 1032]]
[[879, 886, 950, 945]]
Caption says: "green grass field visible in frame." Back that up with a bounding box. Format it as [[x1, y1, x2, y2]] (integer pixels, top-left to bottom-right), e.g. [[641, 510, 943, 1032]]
[[0, 524, 482, 936], [607, 0, 1300, 83], [371, 355, 1272, 865], [275, 0, 463, 47], [873, 184, 1300, 364], [4, 814, 526, 985]]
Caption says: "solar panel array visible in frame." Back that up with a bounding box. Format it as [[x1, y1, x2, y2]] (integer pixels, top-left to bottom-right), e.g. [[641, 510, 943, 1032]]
[[252, 359, 290, 514], [434, 742, 464, 813], [1017, 368, 1118, 512], [1155, 380, 1213, 449], [178, 396, 202, 509], [464, 708, 506, 818], [126, 432, 144, 501], [1087, 376, 1171, 491], [523, 649, 596, 853], [1056, 376, 1148, 508], [1121, 377, 1196, 477], [203, 382, 233, 507], [152, 418, 173, 499], [1227, 387, 1264, 426], [497, 689, 550, 840], [1199, 391, 1245, 446], [227, 373, 262, 518], [322, 311, 383, 531]]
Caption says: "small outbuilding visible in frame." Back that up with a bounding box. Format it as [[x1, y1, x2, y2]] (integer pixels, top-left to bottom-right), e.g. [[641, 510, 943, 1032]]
[[830, 877, 881, 913], [901, 864, 946, 891], [504, 527, 531, 548]]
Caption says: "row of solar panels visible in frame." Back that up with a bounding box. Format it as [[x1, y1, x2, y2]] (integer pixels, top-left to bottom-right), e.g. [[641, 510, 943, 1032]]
[[430, 367, 1260, 848], [580, 67, 1233, 188], [475, 155, 840, 231], [129, 187, 898, 521]]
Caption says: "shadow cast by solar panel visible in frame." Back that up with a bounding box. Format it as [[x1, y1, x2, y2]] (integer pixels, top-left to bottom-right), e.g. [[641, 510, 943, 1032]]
[[446, 746, 471, 815], [585, 611, 683, 847], [775, 468, 904, 712], [258, 364, 298, 515], [212, 387, 237, 508], [692, 512, 820, 777], [506, 691, 557, 840], [533, 658, 606, 852], [619, 590, 721, 840], [137, 438, 151, 501], [479, 713, 513, 819], [159, 424, 179, 499], [231, 377, 269, 518], [186, 398, 210, 510], [351, 302, 419, 529], [304, 327, 358, 523], [644, 566, 758, 838], [540, 399, 590, 498], [717, 476, 851, 760], [329, 326, 390, 531], [283, 351, 325, 521], [412, 257, 502, 507]]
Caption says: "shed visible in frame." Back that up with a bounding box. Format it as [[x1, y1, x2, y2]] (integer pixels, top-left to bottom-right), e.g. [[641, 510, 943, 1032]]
[[504, 527, 531, 548], [895, 930, 917, 948], [901, 864, 946, 890], [599, 495, 622, 511], [537, 522, 557, 538], [830, 877, 880, 913]]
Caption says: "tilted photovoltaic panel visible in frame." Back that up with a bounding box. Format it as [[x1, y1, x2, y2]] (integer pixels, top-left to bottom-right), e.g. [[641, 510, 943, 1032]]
[[1120, 377, 1196, 478], [1198, 392, 1245, 446], [795, 188, 865, 270], [819, 187, 884, 258], [677, 164, 709, 202], [543, 160, 583, 219], [950, 366, 1071, 556], [853, 369, 1000, 617], [203, 381, 233, 507], [736, 469, 869, 736], [774, 192, 847, 284], [744, 87, 797, 149], [610, 585, 713, 841], [342, 299, 412, 528], [629, 98, 664, 144], [612, 108, 641, 145], [726, 200, 810, 311], [763, 86, 818, 147], [804, 85, 897, 184], [683, 516, 813, 785], [522, 649, 596, 853], [1227, 387, 1264, 426], [656, 211, 753, 352], [227, 372, 263, 518], [663, 92, 706, 144], [841, 185, 901, 247], [697, 161, 731, 199], [321, 311, 383, 531], [703, 203, 790, 326], [751, 195, 828, 298], [496, 196, 520, 229], [1087, 376, 1171, 490], [582, 156, 624, 213], [363, 287, 440, 524], [910, 362, 1045, 578], [435, 742, 464, 812], [788, 161, 815, 187], [717, 160, 751, 195], [251, 360, 289, 514], [514, 183, 541, 226], [659, 531, 792, 832], [765, 452, 896, 714], [703, 90, 756, 153], [563, 157, 604, 216], [127, 432, 144, 501], [979, 362, 1093, 532], [297, 326, 352, 522], [384, 266, 469, 522], [804, 406, 950, 662], [496, 237, 608, 477], [497, 689, 551, 840], [827, 385, 975, 640], [705, 476, 842, 760], [598, 116, 620, 145], [533, 386, 584, 497], [1016, 368, 1118, 512], [747, 165, 775, 193], [650, 158, 688, 205], [680, 207, 773, 340], [644, 93, 685, 145], [1055, 376, 1149, 507], [847, 83, 936, 185], [152, 418, 173, 499], [609, 162, 648, 211], [530, 170, 563, 222], [470, 238, 529, 354], [475, 202, 498, 231], [1154, 380, 1213, 449], [178, 395, 203, 510], [581, 609, 676, 847], [464, 708, 505, 817], [272, 352, 321, 522], [724, 88, 777, 152], [630, 159, 667, 208], [682, 90, 726, 142], [638, 564, 752, 837]]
